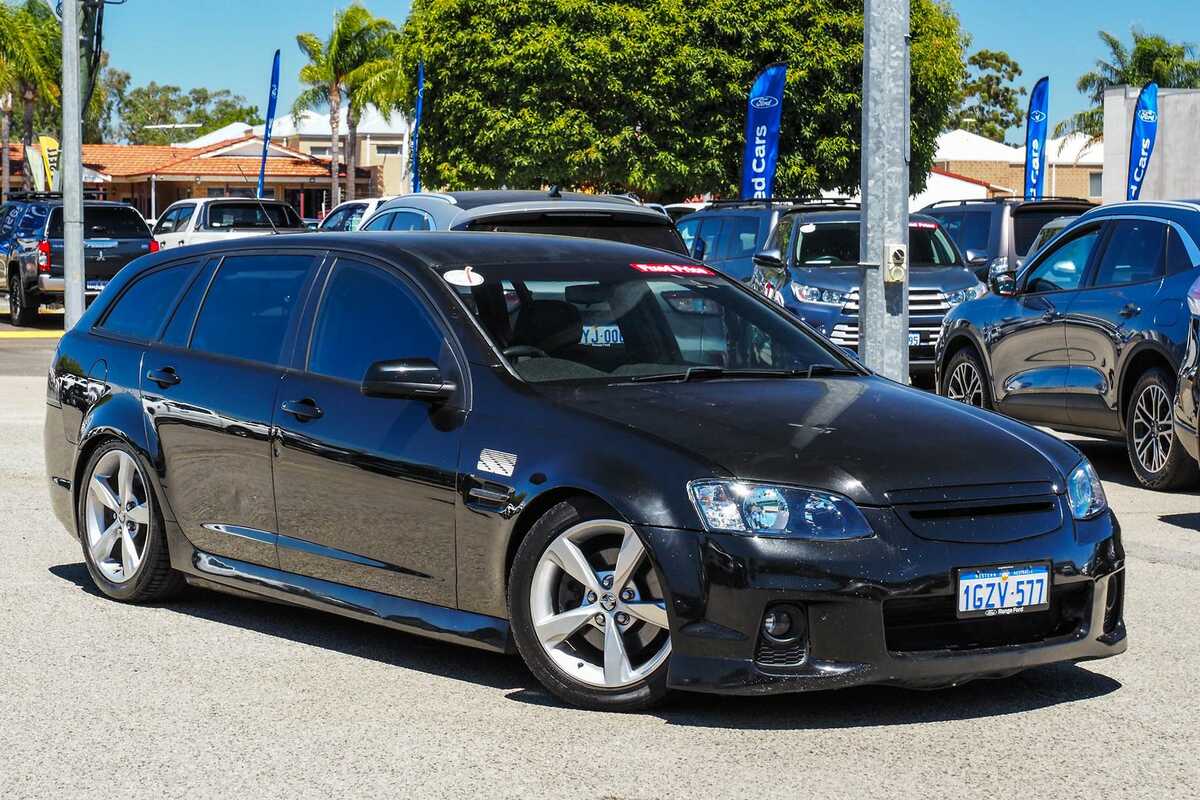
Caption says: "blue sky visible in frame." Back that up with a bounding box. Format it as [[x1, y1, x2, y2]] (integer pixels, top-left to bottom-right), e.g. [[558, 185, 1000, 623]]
[[102, 1, 1194, 140]]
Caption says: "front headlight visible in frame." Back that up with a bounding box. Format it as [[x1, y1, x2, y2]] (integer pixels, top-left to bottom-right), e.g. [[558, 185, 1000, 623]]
[[1066, 460, 1108, 520], [791, 283, 851, 306], [688, 480, 873, 540], [945, 282, 988, 306]]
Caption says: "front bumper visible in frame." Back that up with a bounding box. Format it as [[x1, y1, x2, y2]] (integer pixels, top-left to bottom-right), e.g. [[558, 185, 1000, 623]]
[[640, 504, 1126, 695], [785, 301, 945, 373]]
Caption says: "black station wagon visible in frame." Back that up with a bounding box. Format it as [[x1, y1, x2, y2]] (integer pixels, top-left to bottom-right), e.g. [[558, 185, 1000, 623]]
[[45, 232, 1125, 710]]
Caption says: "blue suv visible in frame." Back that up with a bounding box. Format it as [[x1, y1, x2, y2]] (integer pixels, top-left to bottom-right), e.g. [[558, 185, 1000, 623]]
[[747, 204, 984, 379]]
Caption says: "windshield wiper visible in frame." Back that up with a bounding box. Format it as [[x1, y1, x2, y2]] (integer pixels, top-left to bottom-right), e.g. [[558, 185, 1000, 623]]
[[628, 367, 804, 383]]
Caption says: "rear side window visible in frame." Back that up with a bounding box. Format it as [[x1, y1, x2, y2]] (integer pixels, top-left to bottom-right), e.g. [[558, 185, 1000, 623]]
[[98, 263, 196, 340], [361, 212, 394, 232], [49, 206, 149, 239], [308, 258, 445, 383], [387, 210, 432, 231], [1091, 220, 1165, 287], [724, 216, 761, 258], [190, 254, 313, 364], [958, 211, 991, 252], [1166, 228, 1197, 275]]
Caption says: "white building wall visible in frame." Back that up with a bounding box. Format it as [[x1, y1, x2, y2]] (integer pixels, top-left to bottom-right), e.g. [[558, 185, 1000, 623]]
[[1103, 86, 1200, 203]]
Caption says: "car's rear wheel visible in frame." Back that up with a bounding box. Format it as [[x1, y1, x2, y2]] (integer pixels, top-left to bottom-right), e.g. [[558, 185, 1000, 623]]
[[509, 499, 672, 711], [1125, 368, 1199, 491], [8, 270, 37, 327], [941, 347, 992, 410], [77, 440, 184, 602]]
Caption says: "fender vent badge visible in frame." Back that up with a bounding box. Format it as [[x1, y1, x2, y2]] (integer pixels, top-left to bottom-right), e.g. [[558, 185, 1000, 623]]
[[477, 449, 517, 477]]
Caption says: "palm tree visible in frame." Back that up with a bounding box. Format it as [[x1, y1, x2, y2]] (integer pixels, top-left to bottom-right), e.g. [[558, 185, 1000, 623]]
[[294, 4, 395, 206], [345, 33, 411, 189], [1056, 28, 1200, 141], [0, 1, 58, 197]]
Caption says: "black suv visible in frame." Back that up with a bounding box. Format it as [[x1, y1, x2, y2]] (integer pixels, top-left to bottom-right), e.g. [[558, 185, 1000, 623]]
[[937, 200, 1200, 490], [676, 199, 859, 282], [921, 197, 1096, 282], [2, 195, 155, 326]]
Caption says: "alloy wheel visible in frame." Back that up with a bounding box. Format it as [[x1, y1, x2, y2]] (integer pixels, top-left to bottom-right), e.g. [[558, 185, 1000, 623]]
[[947, 361, 985, 407], [1132, 383, 1174, 474], [529, 519, 671, 689], [84, 450, 151, 584]]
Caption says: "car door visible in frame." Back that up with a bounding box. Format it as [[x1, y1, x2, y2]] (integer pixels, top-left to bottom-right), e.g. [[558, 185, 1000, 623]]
[[141, 250, 320, 568], [1064, 219, 1167, 431], [986, 224, 1103, 425], [271, 255, 463, 606]]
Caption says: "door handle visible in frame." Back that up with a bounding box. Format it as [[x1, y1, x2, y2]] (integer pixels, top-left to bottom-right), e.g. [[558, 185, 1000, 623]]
[[1119, 303, 1141, 318], [146, 367, 181, 387], [281, 398, 323, 421]]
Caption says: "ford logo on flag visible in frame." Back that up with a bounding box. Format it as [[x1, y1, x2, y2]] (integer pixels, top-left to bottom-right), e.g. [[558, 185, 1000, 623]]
[[751, 96, 780, 110], [1029, 110, 1047, 123], [1138, 109, 1157, 123]]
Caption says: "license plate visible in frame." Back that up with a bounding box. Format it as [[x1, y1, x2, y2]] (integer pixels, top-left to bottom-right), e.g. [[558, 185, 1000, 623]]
[[956, 562, 1050, 619], [85, 279, 108, 292], [908, 333, 921, 346], [580, 325, 624, 347]]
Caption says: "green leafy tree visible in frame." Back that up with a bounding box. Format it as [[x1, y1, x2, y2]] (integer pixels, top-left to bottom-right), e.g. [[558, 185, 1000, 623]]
[[83, 61, 130, 144], [294, 3, 396, 204], [393, 0, 964, 199], [0, 0, 59, 194], [116, 82, 262, 144], [952, 49, 1025, 143], [1057, 28, 1200, 141]]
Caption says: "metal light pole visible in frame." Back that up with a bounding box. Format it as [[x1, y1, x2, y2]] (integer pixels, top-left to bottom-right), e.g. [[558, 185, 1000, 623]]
[[859, 0, 911, 381], [61, 0, 85, 329]]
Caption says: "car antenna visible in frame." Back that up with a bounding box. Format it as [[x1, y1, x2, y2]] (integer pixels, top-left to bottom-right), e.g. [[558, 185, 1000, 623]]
[[235, 163, 281, 236]]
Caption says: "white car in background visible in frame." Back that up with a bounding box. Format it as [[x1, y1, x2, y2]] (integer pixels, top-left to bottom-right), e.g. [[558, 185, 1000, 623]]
[[317, 196, 399, 232], [152, 197, 307, 249]]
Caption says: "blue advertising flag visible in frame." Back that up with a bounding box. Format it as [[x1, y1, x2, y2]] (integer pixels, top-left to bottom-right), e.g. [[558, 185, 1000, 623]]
[[740, 62, 787, 200], [1127, 82, 1159, 201], [410, 61, 425, 193], [257, 49, 281, 199], [1023, 76, 1049, 199]]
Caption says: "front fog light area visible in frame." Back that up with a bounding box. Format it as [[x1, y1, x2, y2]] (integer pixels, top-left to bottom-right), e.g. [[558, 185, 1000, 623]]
[[689, 480, 873, 539], [757, 604, 809, 667]]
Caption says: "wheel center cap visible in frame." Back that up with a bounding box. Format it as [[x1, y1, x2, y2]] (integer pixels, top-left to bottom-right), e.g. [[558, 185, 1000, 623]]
[[600, 592, 617, 611]]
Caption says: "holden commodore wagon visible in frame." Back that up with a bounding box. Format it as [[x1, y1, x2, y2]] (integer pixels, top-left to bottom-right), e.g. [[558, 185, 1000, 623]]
[[44, 232, 1125, 710]]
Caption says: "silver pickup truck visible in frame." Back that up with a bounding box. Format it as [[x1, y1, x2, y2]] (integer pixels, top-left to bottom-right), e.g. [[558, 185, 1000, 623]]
[[152, 197, 307, 250]]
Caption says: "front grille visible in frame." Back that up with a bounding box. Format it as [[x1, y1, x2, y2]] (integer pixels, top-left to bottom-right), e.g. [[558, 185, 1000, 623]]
[[883, 583, 1091, 653], [841, 287, 950, 315], [888, 483, 1064, 544], [830, 323, 942, 348]]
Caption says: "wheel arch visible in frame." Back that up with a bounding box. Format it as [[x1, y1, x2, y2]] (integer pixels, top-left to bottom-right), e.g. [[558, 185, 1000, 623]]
[[502, 486, 619, 591], [938, 328, 990, 389], [1119, 343, 1178, 423]]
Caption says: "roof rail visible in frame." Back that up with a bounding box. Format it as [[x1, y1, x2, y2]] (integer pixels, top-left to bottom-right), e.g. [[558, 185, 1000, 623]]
[[706, 197, 859, 208], [923, 195, 1093, 208]]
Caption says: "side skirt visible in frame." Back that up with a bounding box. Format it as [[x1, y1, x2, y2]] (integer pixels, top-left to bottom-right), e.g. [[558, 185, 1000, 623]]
[[187, 549, 512, 654]]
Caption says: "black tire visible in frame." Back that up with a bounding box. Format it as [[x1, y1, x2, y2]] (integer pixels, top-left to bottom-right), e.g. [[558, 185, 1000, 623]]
[[7, 270, 37, 327], [940, 346, 993, 410], [76, 439, 185, 603], [508, 498, 671, 712], [1125, 368, 1200, 491]]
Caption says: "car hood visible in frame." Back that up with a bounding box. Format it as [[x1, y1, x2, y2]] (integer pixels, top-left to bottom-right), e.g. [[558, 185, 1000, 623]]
[[789, 266, 979, 292], [537, 376, 1078, 507]]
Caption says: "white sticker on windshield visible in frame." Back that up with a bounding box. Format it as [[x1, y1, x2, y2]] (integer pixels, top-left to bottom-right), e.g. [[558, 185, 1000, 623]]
[[799, 223, 817, 234], [444, 266, 484, 287]]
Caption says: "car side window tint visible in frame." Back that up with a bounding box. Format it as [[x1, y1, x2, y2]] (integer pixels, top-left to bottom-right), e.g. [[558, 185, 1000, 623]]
[[1024, 229, 1101, 294], [676, 218, 699, 254], [695, 217, 723, 260], [959, 211, 991, 252], [190, 254, 314, 364], [1091, 220, 1165, 287], [308, 258, 447, 383], [161, 260, 217, 346], [388, 210, 431, 231], [1166, 228, 1197, 275], [724, 216, 761, 258], [361, 212, 394, 232], [99, 262, 196, 341]]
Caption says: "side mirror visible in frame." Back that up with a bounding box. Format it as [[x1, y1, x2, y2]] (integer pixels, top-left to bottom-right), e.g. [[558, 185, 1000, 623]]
[[752, 248, 785, 270], [361, 358, 456, 403], [991, 272, 1017, 297], [965, 249, 989, 266]]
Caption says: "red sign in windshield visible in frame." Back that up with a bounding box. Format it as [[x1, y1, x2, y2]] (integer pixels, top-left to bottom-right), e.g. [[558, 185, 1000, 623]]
[[631, 263, 714, 276]]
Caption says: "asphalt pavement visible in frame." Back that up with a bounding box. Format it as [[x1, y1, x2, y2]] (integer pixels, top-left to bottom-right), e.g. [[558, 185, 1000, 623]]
[[1, 328, 1197, 799]]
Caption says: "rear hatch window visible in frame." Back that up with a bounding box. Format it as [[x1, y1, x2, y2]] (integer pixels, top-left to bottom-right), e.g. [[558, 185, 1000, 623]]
[[1012, 206, 1090, 257], [466, 215, 688, 255], [48, 206, 150, 239], [202, 201, 304, 230]]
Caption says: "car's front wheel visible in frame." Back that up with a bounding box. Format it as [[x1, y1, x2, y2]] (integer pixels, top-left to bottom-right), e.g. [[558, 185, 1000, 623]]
[[508, 499, 672, 711], [941, 347, 993, 410], [1125, 368, 1199, 490]]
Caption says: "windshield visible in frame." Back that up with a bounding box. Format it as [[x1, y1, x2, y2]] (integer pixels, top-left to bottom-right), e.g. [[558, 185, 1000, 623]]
[[792, 220, 961, 267], [48, 206, 150, 239], [202, 201, 304, 230], [439, 260, 851, 384], [465, 217, 688, 256]]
